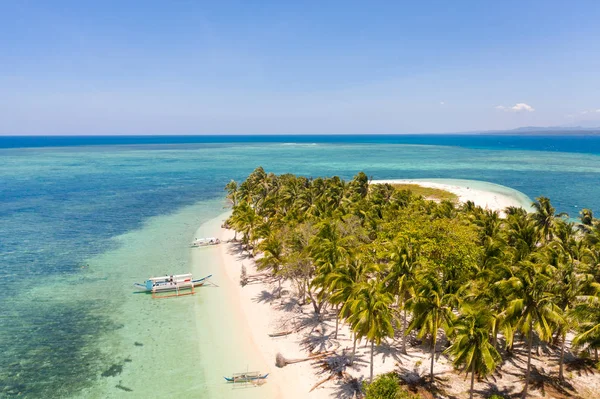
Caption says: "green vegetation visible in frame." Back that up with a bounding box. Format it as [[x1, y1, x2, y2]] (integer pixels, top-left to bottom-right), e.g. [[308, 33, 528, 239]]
[[364, 373, 420, 399], [226, 168, 600, 399], [444, 304, 501, 399], [389, 183, 458, 202]]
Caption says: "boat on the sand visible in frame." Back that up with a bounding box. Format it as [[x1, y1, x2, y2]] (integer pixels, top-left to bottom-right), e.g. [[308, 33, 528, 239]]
[[191, 237, 220, 247], [224, 372, 269, 383]]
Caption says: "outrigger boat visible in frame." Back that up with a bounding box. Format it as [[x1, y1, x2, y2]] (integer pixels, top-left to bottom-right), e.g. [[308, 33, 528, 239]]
[[134, 273, 212, 298], [191, 237, 221, 247], [224, 372, 269, 383]]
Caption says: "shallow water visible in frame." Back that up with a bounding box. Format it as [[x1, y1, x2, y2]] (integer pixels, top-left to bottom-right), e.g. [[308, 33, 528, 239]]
[[1, 138, 599, 397]]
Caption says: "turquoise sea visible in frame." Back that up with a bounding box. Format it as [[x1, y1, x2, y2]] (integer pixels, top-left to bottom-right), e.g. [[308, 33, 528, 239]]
[[1, 135, 600, 398]]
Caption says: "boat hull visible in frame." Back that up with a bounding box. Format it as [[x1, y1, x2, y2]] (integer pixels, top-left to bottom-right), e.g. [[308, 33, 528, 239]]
[[134, 275, 212, 293], [224, 373, 269, 383]]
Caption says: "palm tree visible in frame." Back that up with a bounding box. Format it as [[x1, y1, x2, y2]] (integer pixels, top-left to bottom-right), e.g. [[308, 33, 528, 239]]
[[225, 180, 240, 240], [384, 239, 420, 354], [475, 209, 502, 241], [349, 171, 369, 199], [580, 208, 594, 226], [572, 293, 600, 362], [497, 261, 563, 398], [546, 241, 589, 380], [225, 180, 239, 207], [309, 221, 351, 315], [504, 214, 540, 263], [505, 205, 528, 218], [230, 202, 260, 251], [327, 254, 377, 361], [407, 269, 455, 383], [582, 245, 600, 283], [531, 196, 567, 242], [344, 280, 394, 382], [257, 233, 286, 297], [445, 304, 502, 399], [326, 254, 375, 336]]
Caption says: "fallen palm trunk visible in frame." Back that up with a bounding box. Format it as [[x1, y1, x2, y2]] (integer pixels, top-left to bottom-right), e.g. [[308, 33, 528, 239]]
[[268, 330, 294, 337], [269, 322, 304, 337], [275, 351, 335, 368], [309, 373, 336, 392]]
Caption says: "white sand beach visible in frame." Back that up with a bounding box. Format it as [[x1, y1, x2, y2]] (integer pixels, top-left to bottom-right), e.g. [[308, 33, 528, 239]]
[[212, 230, 600, 399], [216, 224, 459, 399], [201, 181, 598, 399], [371, 179, 532, 216]]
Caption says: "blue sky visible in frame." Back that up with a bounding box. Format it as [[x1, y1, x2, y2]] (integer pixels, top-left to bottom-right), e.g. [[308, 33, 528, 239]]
[[1, 1, 599, 134]]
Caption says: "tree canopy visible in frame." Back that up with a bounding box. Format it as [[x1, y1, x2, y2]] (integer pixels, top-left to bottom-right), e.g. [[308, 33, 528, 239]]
[[226, 168, 600, 398]]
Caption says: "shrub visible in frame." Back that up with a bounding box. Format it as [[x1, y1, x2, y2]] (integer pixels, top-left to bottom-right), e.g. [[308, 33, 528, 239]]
[[364, 373, 420, 399], [364, 373, 399, 399]]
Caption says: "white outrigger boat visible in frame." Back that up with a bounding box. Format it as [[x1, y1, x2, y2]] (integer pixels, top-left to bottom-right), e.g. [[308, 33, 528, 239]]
[[134, 273, 212, 298], [191, 237, 220, 247]]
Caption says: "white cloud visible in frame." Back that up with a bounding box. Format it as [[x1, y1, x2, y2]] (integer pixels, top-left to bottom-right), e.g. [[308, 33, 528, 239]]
[[440, 101, 445, 105], [495, 103, 535, 112], [510, 103, 535, 112], [577, 108, 600, 115]]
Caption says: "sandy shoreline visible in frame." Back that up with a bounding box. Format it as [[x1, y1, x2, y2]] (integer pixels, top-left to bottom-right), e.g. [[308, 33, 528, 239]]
[[208, 180, 523, 399], [216, 224, 331, 399], [215, 223, 441, 399], [205, 181, 598, 398], [372, 179, 532, 216]]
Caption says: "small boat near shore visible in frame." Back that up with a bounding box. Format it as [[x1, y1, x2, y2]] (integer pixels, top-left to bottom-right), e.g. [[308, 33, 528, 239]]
[[224, 372, 269, 383], [191, 237, 220, 247], [134, 273, 212, 298]]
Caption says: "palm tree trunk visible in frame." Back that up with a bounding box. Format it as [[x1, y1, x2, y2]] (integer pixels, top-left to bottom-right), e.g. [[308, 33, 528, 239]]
[[430, 336, 436, 383], [401, 305, 408, 354], [277, 276, 282, 298], [523, 327, 533, 399], [370, 340, 375, 383], [307, 286, 321, 315], [334, 305, 339, 340], [301, 279, 308, 304], [470, 361, 475, 399], [558, 330, 566, 381], [492, 322, 498, 349], [351, 332, 357, 365]]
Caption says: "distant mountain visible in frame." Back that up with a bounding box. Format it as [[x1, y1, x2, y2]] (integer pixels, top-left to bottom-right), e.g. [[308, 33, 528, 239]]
[[559, 120, 600, 129], [476, 124, 600, 135], [512, 126, 600, 132]]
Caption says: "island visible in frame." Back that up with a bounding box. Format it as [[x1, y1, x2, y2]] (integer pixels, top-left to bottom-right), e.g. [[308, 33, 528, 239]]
[[215, 167, 600, 399]]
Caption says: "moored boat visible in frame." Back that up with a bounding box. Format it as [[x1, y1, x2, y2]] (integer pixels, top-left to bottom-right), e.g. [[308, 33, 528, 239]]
[[134, 273, 212, 293], [224, 372, 269, 383], [191, 237, 220, 247]]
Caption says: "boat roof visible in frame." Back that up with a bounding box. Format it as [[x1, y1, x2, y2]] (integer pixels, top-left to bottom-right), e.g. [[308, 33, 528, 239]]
[[232, 371, 261, 377], [147, 273, 192, 282]]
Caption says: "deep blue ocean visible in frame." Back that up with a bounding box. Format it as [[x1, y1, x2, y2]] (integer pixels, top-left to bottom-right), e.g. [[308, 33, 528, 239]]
[[1, 134, 599, 397], [2, 134, 600, 154]]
